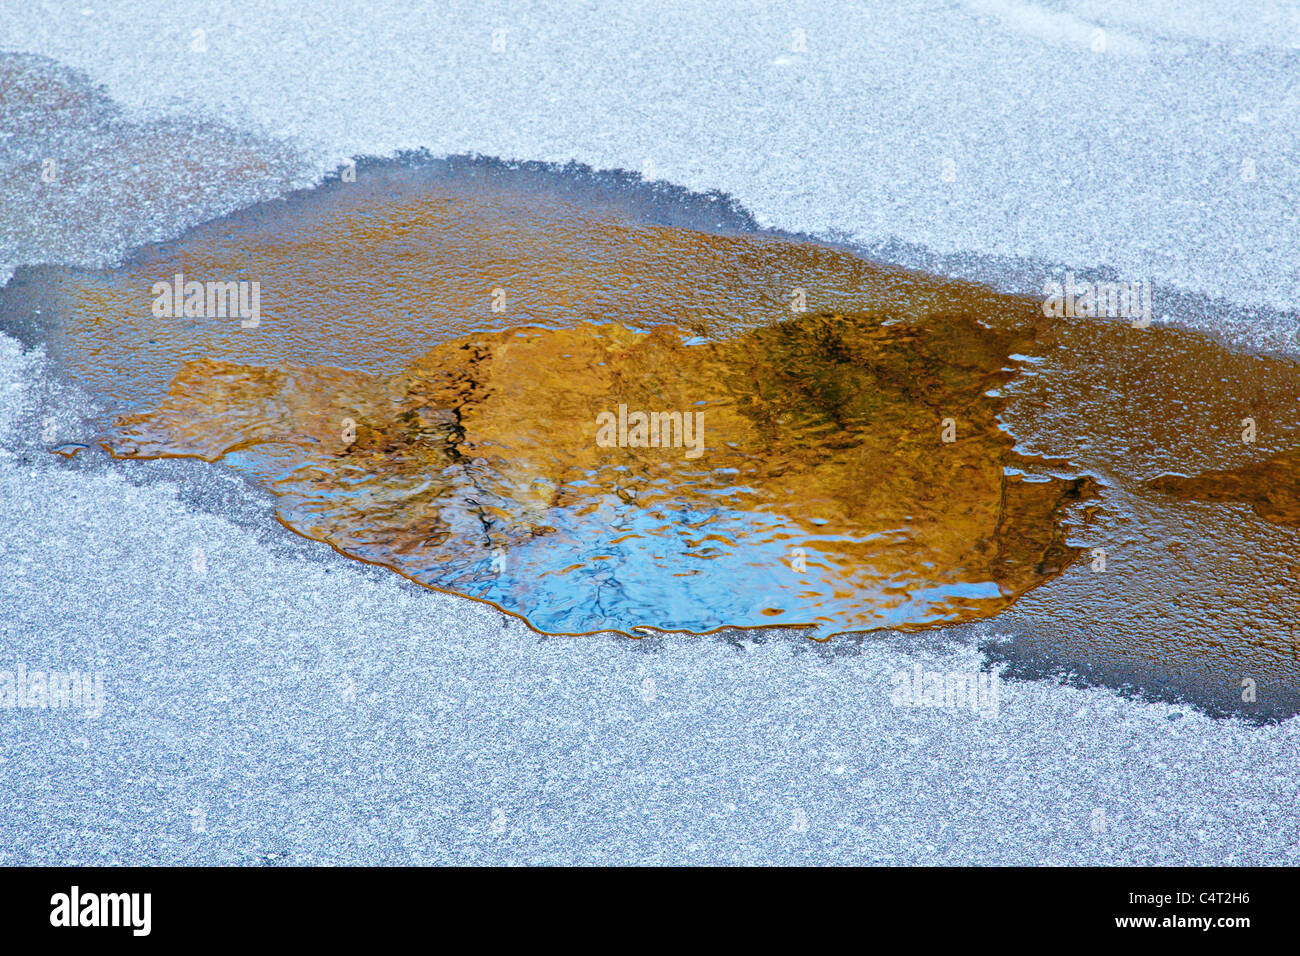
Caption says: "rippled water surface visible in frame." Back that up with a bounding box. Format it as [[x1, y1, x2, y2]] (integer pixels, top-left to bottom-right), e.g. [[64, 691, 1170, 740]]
[[104, 313, 1095, 633]]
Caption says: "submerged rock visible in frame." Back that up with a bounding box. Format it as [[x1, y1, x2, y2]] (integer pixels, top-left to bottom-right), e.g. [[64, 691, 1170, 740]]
[[105, 312, 1095, 634]]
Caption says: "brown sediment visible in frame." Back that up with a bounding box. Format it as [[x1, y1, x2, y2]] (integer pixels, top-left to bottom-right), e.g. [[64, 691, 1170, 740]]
[[1146, 451, 1300, 529]]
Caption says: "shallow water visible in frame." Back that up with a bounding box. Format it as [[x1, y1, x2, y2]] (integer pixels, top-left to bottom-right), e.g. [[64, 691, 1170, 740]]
[[103, 313, 1095, 634], [5, 157, 1299, 714]]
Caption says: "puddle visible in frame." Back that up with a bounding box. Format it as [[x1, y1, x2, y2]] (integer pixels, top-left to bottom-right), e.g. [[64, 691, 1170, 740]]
[[101, 314, 1095, 634], [3, 155, 1297, 716]]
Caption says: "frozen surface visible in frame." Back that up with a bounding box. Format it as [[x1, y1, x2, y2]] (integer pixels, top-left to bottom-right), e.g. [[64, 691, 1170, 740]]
[[1, 0, 1299, 863]]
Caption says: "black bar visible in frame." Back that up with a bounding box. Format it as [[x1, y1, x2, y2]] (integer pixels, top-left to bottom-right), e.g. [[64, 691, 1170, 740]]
[[0, 866, 1276, 942]]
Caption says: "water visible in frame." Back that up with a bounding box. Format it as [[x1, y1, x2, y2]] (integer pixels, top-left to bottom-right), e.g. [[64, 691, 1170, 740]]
[[5, 156, 1299, 715], [102, 314, 1095, 634]]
